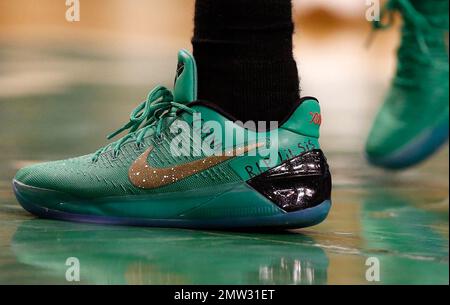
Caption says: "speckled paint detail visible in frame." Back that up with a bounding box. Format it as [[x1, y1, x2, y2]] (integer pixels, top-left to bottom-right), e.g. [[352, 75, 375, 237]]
[[129, 143, 262, 189], [1, 42, 448, 285], [11, 49, 331, 229]]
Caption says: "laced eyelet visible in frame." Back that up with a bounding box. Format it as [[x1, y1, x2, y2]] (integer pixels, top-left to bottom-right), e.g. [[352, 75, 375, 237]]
[[154, 133, 165, 144], [111, 150, 120, 160], [134, 142, 144, 152], [92, 86, 201, 164]]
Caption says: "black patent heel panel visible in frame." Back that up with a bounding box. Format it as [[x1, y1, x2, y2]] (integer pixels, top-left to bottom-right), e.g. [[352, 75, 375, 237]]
[[247, 150, 332, 212]]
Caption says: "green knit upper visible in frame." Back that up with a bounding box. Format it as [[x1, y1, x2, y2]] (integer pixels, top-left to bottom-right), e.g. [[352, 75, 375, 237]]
[[366, 0, 449, 159], [15, 49, 323, 199], [15, 123, 242, 198]]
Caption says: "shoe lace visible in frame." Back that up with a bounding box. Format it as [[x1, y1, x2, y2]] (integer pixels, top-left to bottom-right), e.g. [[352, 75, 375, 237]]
[[369, 0, 448, 86], [92, 86, 195, 162]]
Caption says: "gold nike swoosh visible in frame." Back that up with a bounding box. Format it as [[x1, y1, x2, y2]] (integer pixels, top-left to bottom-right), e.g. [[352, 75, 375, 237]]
[[129, 143, 262, 189]]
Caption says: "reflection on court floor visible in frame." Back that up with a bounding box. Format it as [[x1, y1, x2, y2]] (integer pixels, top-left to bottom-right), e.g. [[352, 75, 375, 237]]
[[0, 4, 448, 284]]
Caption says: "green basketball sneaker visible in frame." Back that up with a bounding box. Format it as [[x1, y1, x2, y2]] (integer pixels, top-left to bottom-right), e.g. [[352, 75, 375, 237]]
[[13, 50, 332, 229], [366, 0, 449, 169]]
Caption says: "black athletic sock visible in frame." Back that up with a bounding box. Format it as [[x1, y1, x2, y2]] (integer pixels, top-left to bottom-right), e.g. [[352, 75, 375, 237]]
[[192, 0, 300, 123]]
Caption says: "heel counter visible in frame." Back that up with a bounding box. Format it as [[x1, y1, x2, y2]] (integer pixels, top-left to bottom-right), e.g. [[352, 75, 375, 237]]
[[247, 150, 332, 213], [282, 98, 322, 139]]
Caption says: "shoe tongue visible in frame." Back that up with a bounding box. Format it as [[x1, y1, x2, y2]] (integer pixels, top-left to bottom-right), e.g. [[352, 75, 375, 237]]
[[173, 49, 198, 103]]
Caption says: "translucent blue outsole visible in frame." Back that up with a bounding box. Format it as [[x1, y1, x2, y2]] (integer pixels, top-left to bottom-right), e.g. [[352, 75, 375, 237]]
[[13, 180, 331, 230]]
